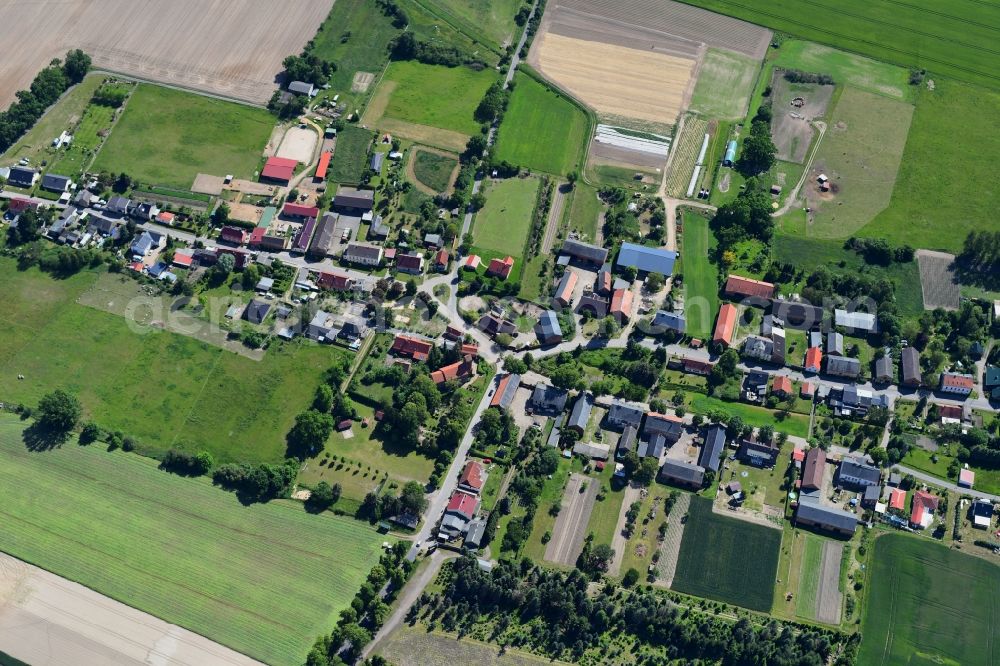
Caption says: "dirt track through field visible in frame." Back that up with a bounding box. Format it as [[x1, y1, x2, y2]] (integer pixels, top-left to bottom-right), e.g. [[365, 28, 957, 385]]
[[545, 473, 599, 566], [608, 482, 644, 575], [0, 551, 263, 666], [0, 0, 332, 107], [815, 540, 844, 624]]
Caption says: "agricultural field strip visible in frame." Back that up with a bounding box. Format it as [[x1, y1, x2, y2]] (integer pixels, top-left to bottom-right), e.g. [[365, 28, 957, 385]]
[[544, 474, 599, 566], [0, 0, 331, 107]]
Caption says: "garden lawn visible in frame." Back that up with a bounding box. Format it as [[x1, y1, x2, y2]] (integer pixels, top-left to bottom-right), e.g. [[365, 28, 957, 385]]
[[678, 0, 1000, 91], [672, 496, 780, 612], [376, 61, 497, 135], [47, 98, 120, 177], [0, 261, 342, 464], [859, 534, 1000, 665], [565, 182, 602, 241], [523, 457, 574, 562], [91, 84, 273, 189], [795, 533, 824, 621], [857, 79, 1000, 251], [494, 72, 590, 176], [412, 149, 458, 192], [680, 211, 719, 340], [0, 415, 386, 666], [329, 125, 374, 185], [689, 48, 760, 119], [689, 395, 810, 439], [472, 176, 539, 258]]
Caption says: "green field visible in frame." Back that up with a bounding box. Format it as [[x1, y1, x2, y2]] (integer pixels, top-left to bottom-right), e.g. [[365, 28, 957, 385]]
[[494, 72, 590, 176], [679, 0, 1000, 91], [375, 61, 498, 135], [565, 182, 602, 241], [860, 534, 1000, 665], [0, 261, 342, 463], [772, 40, 912, 101], [795, 533, 824, 621], [47, 96, 122, 177], [420, 0, 523, 50], [1, 73, 105, 164], [91, 84, 274, 190], [329, 125, 374, 184], [689, 395, 810, 439], [310, 0, 401, 99], [412, 149, 458, 192], [472, 176, 540, 258], [672, 496, 781, 612], [856, 79, 1000, 251], [807, 87, 913, 237], [0, 415, 385, 666], [680, 211, 720, 339], [689, 48, 760, 119]]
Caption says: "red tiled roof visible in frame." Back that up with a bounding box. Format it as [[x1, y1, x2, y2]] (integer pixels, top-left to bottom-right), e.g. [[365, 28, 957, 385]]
[[942, 374, 974, 389], [611, 288, 633, 318], [772, 375, 793, 395], [487, 255, 514, 279], [283, 203, 320, 219], [792, 448, 805, 462], [712, 304, 737, 345], [446, 491, 478, 519], [464, 255, 481, 270], [261, 156, 297, 182], [315, 151, 331, 180], [646, 411, 683, 423], [725, 275, 775, 299], [459, 461, 485, 492], [490, 373, 515, 407], [249, 227, 266, 246], [444, 325, 462, 340], [683, 358, 713, 375], [392, 334, 433, 361], [910, 490, 939, 526], [460, 343, 478, 356], [555, 271, 578, 303], [318, 271, 352, 290], [598, 270, 612, 294], [435, 249, 449, 266], [431, 359, 474, 384], [220, 226, 248, 244], [9, 198, 36, 213], [959, 468, 976, 486], [889, 488, 906, 510], [939, 404, 963, 420], [172, 252, 193, 267], [156, 211, 175, 224], [800, 382, 815, 396], [805, 347, 823, 370]]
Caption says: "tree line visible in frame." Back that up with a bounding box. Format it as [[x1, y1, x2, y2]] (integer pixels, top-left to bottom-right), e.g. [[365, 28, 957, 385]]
[[0, 50, 90, 152]]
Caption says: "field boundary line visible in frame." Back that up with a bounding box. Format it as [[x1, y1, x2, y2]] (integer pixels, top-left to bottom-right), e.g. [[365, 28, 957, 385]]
[[90, 68, 268, 109]]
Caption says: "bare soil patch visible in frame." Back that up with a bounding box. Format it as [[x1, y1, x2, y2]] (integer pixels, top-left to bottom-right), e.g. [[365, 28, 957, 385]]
[[0, 551, 263, 666], [654, 492, 691, 587], [590, 141, 667, 170], [277, 126, 319, 163], [192, 173, 225, 195], [229, 202, 264, 225], [545, 473, 599, 566], [771, 76, 833, 164], [352, 72, 376, 93], [815, 539, 844, 625], [917, 250, 961, 311], [0, 0, 332, 107]]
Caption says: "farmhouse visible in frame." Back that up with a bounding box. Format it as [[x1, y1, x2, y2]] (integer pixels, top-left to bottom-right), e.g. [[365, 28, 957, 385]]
[[307, 213, 337, 258], [333, 187, 374, 213], [487, 255, 515, 280], [566, 392, 594, 435], [901, 347, 922, 387], [616, 242, 676, 276], [560, 238, 608, 266], [698, 424, 727, 473], [725, 275, 775, 300], [343, 242, 383, 267], [536, 310, 563, 345], [771, 300, 824, 330], [434, 250, 449, 271], [909, 490, 939, 529], [293, 216, 317, 253], [652, 310, 686, 334], [958, 468, 975, 489], [458, 461, 486, 495], [552, 271, 578, 309], [391, 334, 433, 362], [888, 487, 906, 512], [771, 375, 793, 398], [463, 255, 481, 271], [738, 437, 779, 468], [826, 356, 861, 379], [794, 500, 858, 537], [617, 425, 638, 459], [800, 447, 826, 491], [683, 358, 714, 375], [713, 303, 738, 346], [261, 156, 297, 184], [743, 335, 774, 362], [282, 202, 320, 220], [41, 173, 72, 192], [530, 383, 568, 414], [607, 400, 645, 430], [610, 289, 633, 324], [431, 358, 475, 385], [220, 226, 248, 245], [7, 166, 38, 188], [578, 291, 609, 318], [395, 252, 425, 275], [478, 313, 517, 337], [940, 372, 974, 396], [490, 373, 521, 410], [837, 457, 881, 489], [659, 459, 705, 489]]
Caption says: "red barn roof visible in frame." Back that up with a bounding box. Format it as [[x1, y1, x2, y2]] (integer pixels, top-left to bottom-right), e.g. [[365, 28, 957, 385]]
[[939, 404, 963, 420], [487, 255, 514, 280], [315, 151, 331, 180], [889, 488, 906, 510], [435, 249, 449, 266], [391, 334, 433, 361], [446, 491, 479, 520], [458, 461, 485, 492], [283, 203, 320, 219], [910, 490, 939, 527], [805, 347, 823, 371], [712, 304, 737, 346], [431, 358, 474, 384], [249, 227, 266, 246], [464, 255, 481, 270], [460, 343, 478, 357], [490, 373, 516, 407], [942, 373, 974, 390], [725, 275, 775, 300], [611, 288, 633, 319], [261, 156, 297, 182], [318, 271, 352, 290]]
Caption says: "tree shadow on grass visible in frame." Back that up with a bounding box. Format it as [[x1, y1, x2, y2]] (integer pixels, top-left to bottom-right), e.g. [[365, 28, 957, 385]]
[[22, 422, 71, 451]]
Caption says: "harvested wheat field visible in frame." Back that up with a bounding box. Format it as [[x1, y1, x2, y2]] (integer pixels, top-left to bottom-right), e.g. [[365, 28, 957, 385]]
[[534, 32, 695, 126], [0, 0, 333, 107]]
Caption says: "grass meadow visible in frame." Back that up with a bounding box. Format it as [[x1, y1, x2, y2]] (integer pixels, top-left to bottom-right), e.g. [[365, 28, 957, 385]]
[[0, 415, 386, 666], [329, 125, 374, 184], [772, 40, 912, 101], [808, 87, 913, 238], [310, 0, 400, 99], [0, 260, 342, 463], [680, 0, 1000, 91], [679, 210, 720, 340], [92, 84, 274, 190], [565, 182, 602, 241], [859, 534, 1000, 666], [494, 71, 590, 176], [412, 149, 458, 192], [420, 0, 523, 51], [688, 395, 810, 439], [377, 61, 497, 136], [472, 176, 540, 258], [857, 79, 1000, 251], [689, 48, 760, 119], [672, 496, 781, 612], [48, 93, 123, 177]]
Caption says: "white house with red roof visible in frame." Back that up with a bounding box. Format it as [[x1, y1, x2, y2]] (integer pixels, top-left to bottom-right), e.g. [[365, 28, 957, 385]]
[[910, 490, 940, 529], [458, 460, 486, 495]]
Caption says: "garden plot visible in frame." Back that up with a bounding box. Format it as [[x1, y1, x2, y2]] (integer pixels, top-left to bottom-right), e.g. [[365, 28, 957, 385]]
[[591, 125, 671, 171], [815, 540, 844, 625], [545, 473, 599, 566], [0, 0, 331, 107], [916, 250, 961, 311]]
